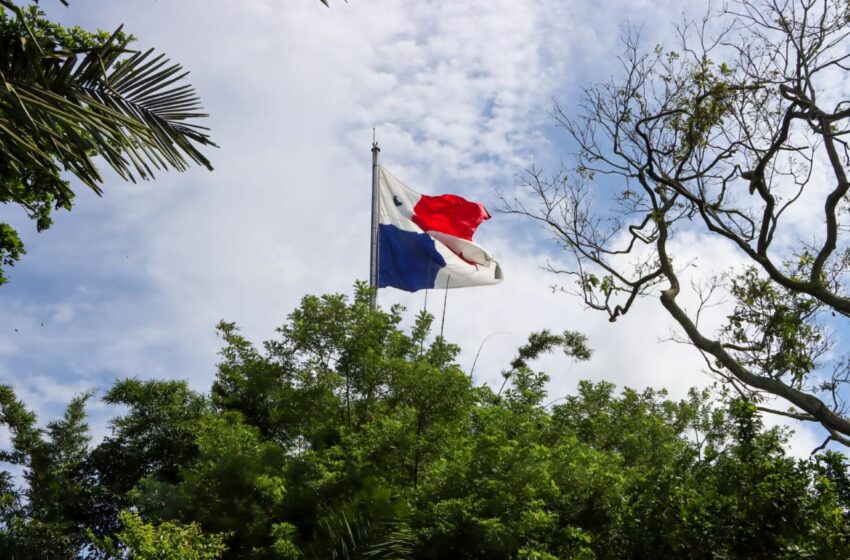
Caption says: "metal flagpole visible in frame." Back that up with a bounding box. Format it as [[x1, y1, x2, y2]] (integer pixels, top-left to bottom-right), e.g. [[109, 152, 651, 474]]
[[369, 130, 381, 310]]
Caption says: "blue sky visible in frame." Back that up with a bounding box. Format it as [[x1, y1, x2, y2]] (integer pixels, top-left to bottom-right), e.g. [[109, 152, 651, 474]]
[[0, 0, 832, 453]]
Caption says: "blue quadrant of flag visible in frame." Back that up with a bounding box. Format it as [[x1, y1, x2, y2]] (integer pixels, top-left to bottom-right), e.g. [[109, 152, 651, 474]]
[[377, 224, 445, 292]]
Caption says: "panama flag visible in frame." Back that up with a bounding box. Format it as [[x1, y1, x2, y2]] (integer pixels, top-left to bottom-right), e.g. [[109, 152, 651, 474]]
[[377, 167, 503, 292]]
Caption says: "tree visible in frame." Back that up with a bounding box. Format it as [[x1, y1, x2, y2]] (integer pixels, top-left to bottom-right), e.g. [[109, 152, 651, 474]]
[[91, 511, 227, 560], [0, 0, 215, 284], [506, 0, 850, 445], [0, 387, 114, 558], [3, 284, 850, 557]]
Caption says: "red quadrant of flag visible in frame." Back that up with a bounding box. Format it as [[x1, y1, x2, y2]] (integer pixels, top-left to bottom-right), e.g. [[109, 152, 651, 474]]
[[411, 194, 491, 241]]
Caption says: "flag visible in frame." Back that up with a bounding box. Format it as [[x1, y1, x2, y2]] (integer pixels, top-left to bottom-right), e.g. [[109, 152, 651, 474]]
[[377, 167, 503, 292]]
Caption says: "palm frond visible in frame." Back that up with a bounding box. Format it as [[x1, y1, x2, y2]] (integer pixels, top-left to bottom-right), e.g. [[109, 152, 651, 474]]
[[0, 13, 215, 195], [307, 493, 415, 560]]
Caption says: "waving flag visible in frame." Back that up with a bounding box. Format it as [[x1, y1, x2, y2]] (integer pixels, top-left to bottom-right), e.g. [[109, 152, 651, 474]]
[[377, 167, 503, 292]]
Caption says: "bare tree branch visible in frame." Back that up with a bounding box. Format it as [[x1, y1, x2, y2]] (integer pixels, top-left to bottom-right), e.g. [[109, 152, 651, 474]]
[[509, 0, 850, 443]]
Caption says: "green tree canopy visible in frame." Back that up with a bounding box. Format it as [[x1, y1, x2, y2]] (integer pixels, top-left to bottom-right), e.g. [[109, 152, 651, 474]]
[[91, 511, 227, 560], [1, 284, 848, 558]]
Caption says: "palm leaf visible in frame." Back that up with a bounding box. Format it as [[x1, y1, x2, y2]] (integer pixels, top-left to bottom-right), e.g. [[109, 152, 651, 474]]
[[307, 493, 415, 560], [0, 12, 215, 195]]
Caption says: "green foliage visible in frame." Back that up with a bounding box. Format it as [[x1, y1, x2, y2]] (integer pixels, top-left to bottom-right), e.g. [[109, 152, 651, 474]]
[[1, 285, 849, 558], [0, 216, 25, 285], [92, 379, 210, 499], [0, 1, 214, 284], [723, 267, 826, 384], [92, 510, 227, 560], [0, 387, 113, 558], [498, 329, 592, 397], [130, 412, 291, 558], [307, 488, 414, 560]]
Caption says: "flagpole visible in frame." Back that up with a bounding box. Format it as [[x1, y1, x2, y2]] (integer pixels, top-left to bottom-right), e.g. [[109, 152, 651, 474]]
[[369, 130, 381, 310]]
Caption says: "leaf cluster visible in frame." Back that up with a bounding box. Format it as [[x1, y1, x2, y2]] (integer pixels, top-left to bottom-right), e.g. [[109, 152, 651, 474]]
[[0, 1, 214, 284]]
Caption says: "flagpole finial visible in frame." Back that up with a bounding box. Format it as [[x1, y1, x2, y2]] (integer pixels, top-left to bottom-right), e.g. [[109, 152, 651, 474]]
[[372, 127, 380, 151]]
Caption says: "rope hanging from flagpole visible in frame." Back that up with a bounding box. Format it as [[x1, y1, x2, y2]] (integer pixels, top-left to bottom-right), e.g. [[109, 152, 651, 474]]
[[469, 331, 512, 379], [422, 256, 435, 316], [439, 274, 450, 338]]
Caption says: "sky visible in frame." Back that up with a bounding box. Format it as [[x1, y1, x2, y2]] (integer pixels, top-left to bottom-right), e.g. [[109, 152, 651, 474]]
[[0, 0, 834, 454]]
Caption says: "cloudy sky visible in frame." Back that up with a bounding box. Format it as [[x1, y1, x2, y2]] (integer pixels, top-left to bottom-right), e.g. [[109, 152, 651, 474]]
[[0, 0, 831, 453]]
